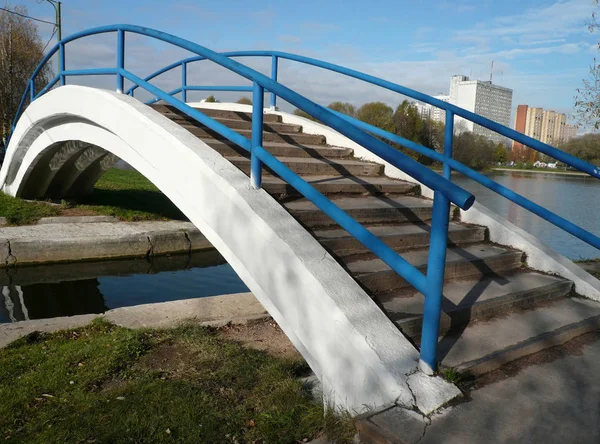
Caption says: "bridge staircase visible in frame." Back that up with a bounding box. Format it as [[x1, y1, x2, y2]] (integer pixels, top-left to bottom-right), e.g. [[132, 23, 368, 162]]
[[155, 104, 600, 377]]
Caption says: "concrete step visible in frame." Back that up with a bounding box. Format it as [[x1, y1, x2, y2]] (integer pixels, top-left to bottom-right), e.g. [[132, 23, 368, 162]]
[[348, 244, 524, 294], [283, 195, 434, 228], [261, 176, 419, 197], [163, 113, 302, 133], [383, 271, 573, 340], [201, 139, 353, 159], [439, 297, 600, 375], [315, 222, 485, 258], [152, 104, 282, 123], [181, 123, 326, 145], [228, 156, 383, 177]]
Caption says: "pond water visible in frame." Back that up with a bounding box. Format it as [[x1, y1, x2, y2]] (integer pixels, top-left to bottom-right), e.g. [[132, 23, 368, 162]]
[[3, 169, 598, 324], [0, 250, 248, 323], [453, 170, 600, 260]]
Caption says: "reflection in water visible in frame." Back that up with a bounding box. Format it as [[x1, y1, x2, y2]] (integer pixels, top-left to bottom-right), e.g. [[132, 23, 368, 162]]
[[454, 171, 600, 259], [0, 250, 248, 324]]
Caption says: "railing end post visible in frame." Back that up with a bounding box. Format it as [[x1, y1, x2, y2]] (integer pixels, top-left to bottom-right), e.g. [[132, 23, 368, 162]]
[[418, 359, 436, 376], [251, 81, 265, 189]]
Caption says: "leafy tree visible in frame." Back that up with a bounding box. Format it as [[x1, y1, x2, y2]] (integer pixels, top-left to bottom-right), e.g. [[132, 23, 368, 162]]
[[327, 101, 356, 117], [559, 134, 600, 165], [494, 144, 508, 164], [236, 96, 252, 105], [356, 102, 394, 132], [0, 5, 53, 142], [204, 95, 218, 103], [575, 1, 600, 128], [453, 131, 495, 170], [292, 107, 317, 121], [393, 100, 423, 142]]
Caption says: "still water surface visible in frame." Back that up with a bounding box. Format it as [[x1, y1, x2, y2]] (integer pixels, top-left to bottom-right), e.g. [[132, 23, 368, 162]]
[[453, 171, 600, 260], [3, 170, 598, 323], [0, 251, 248, 323]]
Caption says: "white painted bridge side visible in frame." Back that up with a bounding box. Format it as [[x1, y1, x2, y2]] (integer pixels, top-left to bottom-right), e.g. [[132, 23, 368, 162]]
[[0, 86, 461, 414]]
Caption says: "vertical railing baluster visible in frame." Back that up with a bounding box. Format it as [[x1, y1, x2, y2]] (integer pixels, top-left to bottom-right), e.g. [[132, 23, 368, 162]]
[[270, 55, 278, 109], [251, 82, 264, 189], [419, 191, 451, 374], [116, 30, 125, 93], [419, 109, 454, 375], [181, 61, 187, 103], [443, 111, 454, 180], [59, 43, 66, 86]]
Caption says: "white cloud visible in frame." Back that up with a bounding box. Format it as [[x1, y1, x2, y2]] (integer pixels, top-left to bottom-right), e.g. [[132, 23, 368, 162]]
[[454, 0, 591, 45]]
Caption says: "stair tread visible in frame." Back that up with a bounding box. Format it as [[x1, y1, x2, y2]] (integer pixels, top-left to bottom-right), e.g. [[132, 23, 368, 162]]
[[383, 271, 572, 319], [180, 122, 301, 136], [226, 156, 379, 168], [284, 195, 431, 212], [200, 138, 351, 154], [314, 221, 478, 240], [441, 297, 600, 370], [163, 114, 300, 131], [348, 244, 521, 275], [262, 175, 414, 186]]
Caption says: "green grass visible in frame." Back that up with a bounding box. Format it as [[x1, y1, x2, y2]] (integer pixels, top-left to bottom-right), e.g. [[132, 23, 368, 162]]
[[439, 367, 462, 384], [0, 193, 60, 225], [0, 319, 354, 443], [72, 169, 186, 221]]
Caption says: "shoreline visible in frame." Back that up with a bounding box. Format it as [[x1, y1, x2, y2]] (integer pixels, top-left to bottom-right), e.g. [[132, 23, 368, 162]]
[[492, 168, 589, 177], [0, 292, 266, 348], [0, 217, 212, 267]]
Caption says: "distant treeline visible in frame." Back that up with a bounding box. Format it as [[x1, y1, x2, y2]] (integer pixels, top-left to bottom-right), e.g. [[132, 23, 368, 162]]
[[292, 101, 505, 171], [559, 134, 600, 166]]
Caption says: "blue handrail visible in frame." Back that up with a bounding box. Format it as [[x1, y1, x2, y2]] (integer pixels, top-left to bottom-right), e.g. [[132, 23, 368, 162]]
[[130, 50, 600, 180], [326, 109, 600, 251], [7, 24, 475, 373]]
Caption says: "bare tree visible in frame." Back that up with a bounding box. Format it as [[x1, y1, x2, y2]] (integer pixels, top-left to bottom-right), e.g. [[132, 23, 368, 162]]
[[0, 5, 53, 142], [574, 0, 600, 129]]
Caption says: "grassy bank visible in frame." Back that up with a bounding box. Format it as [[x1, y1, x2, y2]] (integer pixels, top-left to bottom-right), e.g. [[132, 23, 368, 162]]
[[0, 169, 186, 225], [0, 193, 60, 225], [0, 319, 354, 443], [72, 169, 185, 221]]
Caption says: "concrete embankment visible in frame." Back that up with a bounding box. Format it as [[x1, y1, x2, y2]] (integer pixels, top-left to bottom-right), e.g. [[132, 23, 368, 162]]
[[0, 293, 268, 348], [0, 217, 213, 267]]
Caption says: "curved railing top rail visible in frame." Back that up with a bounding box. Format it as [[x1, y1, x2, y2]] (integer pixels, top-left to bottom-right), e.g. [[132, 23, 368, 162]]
[[133, 50, 600, 181], [9, 24, 473, 210]]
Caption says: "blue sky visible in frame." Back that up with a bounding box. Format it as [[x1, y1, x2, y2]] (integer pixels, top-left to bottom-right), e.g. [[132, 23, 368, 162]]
[[6, 0, 599, 122]]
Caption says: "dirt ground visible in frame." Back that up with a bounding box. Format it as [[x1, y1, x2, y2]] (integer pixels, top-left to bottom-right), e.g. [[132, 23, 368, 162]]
[[219, 318, 302, 360]]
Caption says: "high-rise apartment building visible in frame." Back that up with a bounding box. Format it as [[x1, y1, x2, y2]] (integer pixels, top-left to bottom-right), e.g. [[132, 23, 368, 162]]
[[448, 75, 513, 145], [513, 105, 572, 154], [563, 124, 579, 142], [413, 95, 450, 123]]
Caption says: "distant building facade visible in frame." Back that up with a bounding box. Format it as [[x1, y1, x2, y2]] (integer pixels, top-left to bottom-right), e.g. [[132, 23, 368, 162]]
[[414, 76, 513, 145], [512, 105, 574, 160], [413, 94, 450, 123], [563, 124, 579, 142], [448, 75, 513, 145]]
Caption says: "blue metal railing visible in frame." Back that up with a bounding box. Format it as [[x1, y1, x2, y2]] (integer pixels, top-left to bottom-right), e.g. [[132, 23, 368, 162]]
[[10, 24, 599, 374], [124, 49, 600, 372], [7, 24, 475, 374]]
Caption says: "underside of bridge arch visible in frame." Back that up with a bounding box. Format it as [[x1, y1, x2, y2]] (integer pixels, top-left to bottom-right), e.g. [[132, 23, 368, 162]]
[[0, 85, 460, 413]]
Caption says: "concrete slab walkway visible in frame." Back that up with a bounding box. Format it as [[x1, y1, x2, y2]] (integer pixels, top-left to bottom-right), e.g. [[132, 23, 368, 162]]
[[0, 219, 212, 266], [421, 333, 600, 443]]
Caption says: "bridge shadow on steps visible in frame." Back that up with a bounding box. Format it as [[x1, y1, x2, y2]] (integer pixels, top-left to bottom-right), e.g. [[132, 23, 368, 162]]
[[435, 246, 514, 362]]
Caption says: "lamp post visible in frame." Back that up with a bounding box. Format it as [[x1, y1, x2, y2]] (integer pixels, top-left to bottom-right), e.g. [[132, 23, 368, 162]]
[[44, 1, 62, 81], [45, 1, 61, 43]]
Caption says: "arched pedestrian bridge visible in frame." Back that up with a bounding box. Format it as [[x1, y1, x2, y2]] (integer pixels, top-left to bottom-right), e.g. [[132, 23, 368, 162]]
[[2, 24, 600, 415]]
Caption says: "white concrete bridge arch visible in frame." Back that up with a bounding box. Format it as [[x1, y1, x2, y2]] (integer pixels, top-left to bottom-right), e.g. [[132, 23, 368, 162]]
[[0, 85, 459, 413]]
